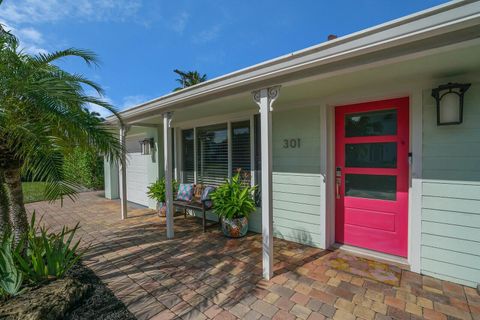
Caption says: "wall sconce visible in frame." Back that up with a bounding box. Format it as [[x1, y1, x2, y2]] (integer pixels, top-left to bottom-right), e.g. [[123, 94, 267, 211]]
[[431, 82, 471, 125], [139, 138, 154, 155]]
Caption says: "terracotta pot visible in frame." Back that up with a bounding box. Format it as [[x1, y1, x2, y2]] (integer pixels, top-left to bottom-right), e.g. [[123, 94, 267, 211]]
[[157, 202, 166, 217], [221, 217, 248, 238]]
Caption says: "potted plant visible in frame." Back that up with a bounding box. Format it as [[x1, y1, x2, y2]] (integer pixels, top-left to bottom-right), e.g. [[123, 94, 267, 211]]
[[147, 178, 178, 217], [211, 173, 257, 238]]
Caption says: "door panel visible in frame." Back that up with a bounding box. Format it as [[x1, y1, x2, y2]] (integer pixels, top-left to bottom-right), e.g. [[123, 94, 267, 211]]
[[335, 97, 409, 257]]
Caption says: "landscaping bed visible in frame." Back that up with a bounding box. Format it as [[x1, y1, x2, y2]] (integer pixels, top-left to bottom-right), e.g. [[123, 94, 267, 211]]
[[0, 262, 135, 320]]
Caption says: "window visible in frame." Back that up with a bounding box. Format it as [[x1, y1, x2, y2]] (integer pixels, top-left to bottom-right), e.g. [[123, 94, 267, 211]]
[[231, 121, 251, 183], [345, 142, 397, 168], [345, 109, 397, 137], [181, 129, 194, 183], [345, 174, 396, 200], [180, 118, 259, 203], [196, 124, 228, 186]]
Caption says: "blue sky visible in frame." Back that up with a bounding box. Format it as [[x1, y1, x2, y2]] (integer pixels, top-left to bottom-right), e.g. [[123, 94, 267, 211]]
[[1, 0, 449, 116]]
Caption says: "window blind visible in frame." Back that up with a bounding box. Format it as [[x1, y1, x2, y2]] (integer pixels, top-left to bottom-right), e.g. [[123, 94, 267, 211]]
[[196, 124, 228, 186], [231, 121, 251, 184], [181, 129, 194, 183]]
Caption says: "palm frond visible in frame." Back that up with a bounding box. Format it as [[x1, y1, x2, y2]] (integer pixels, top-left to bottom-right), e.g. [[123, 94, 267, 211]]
[[32, 48, 99, 67]]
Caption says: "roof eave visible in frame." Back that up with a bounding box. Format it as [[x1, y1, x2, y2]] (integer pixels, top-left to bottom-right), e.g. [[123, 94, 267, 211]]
[[106, 0, 480, 124]]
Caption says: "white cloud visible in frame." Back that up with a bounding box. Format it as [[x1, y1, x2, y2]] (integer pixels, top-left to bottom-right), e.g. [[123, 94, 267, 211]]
[[0, 20, 47, 54], [170, 11, 190, 34], [16, 27, 43, 43], [193, 24, 221, 44], [122, 95, 149, 109], [0, 0, 142, 24]]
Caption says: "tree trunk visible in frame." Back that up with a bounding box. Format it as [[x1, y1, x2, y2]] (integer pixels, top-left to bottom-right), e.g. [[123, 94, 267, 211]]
[[0, 171, 11, 238], [3, 164, 28, 244]]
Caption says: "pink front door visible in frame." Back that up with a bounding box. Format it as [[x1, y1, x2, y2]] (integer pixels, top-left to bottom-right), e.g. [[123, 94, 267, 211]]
[[335, 98, 409, 257]]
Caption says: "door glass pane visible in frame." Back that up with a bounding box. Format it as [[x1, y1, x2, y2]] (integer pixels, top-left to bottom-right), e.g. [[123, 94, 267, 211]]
[[346, 109, 397, 137], [345, 174, 396, 200], [345, 142, 397, 168]]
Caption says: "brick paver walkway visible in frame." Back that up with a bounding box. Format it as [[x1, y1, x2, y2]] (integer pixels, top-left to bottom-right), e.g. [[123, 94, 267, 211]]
[[27, 192, 479, 320]]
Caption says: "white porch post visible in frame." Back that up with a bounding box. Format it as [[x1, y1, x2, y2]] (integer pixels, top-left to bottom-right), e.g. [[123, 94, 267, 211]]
[[163, 112, 174, 239], [253, 86, 280, 280], [119, 125, 129, 220]]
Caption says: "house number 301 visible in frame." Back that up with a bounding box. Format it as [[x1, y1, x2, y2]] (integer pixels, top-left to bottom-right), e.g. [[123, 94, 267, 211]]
[[283, 138, 301, 148]]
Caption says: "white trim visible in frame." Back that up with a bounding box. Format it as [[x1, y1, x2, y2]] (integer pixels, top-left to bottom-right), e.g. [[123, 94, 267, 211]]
[[107, 1, 480, 122], [119, 126, 128, 220], [178, 128, 183, 182], [173, 110, 255, 129], [409, 89, 423, 273], [253, 86, 280, 280], [250, 115, 256, 188], [227, 121, 232, 179], [193, 127, 197, 184], [326, 105, 336, 249], [319, 103, 328, 249], [163, 112, 174, 239], [173, 127, 178, 181]]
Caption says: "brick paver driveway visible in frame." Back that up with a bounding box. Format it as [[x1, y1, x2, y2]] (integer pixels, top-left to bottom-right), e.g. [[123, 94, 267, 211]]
[[27, 192, 479, 320]]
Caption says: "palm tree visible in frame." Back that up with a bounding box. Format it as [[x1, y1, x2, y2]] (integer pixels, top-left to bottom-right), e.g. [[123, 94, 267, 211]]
[[173, 69, 207, 91], [0, 27, 122, 242]]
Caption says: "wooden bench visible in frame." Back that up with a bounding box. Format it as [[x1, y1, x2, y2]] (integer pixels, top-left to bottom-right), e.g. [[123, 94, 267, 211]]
[[173, 184, 217, 232]]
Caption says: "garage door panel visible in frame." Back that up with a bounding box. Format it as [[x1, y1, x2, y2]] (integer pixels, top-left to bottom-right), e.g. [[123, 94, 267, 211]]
[[126, 152, 149, 206]]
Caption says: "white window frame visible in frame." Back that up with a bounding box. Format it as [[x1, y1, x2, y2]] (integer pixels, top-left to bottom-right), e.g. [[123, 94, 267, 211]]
[[174, 111, 256, 187]]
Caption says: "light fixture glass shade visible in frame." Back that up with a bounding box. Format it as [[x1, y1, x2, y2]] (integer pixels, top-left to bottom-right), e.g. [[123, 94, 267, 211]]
[[438, 92, 461, 124], [432, 82, 470, 126], [140, 138, 153, 155]]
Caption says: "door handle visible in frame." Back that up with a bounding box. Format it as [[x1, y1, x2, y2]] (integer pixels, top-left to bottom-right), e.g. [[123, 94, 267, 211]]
[[336, 167, 342, 199], [336, 178, 341, 199]]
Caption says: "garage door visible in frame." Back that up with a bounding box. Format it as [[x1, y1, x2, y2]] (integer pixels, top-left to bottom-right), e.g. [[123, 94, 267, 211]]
[[126, 137, 150, 206]]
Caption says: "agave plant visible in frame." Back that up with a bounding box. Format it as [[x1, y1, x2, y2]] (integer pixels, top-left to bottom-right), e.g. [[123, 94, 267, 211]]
[[0, 232, 23, 297], [13, 212, 85, 283]]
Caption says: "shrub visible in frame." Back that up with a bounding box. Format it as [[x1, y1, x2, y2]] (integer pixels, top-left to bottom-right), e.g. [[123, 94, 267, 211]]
[[0, 233, 23, 297], [63, 147, 104, 190], [147, 178, 178, 203], [14, 213, 85, 284], [211, 173, 257, 220]]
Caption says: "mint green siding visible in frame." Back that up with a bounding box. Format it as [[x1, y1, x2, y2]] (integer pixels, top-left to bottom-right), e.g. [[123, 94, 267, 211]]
[[103, 126, 162, 209], [270, 106, 322, 247], [146, 127, 163, 209], [104, 158, 119, 199], [421, 83, 480, 287], [191, 106, 323, 247]]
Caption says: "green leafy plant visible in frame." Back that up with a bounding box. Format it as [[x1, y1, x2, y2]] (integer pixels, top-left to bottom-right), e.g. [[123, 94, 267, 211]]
[[147, 178, 178, 203], [0, 232, 23, 297], [211, 173, 257, 220], [63, 146, 104, 190], [14, 212, 85, 283]]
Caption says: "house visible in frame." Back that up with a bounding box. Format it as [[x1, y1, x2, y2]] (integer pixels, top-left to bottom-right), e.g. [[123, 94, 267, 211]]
[[104, 0, 480, 288]]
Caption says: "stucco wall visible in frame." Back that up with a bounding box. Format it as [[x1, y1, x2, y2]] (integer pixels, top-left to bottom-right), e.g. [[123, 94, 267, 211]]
[[421, 82, 480, 287]]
